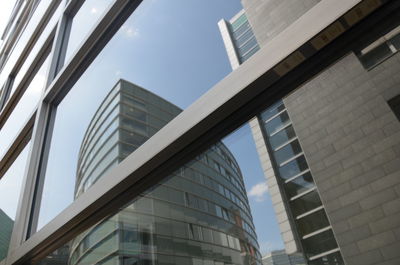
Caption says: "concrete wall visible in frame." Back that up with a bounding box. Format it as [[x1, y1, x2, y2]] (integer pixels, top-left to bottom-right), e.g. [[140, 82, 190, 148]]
[[284, 52, 400, 265], [241, 0, 320, 47]]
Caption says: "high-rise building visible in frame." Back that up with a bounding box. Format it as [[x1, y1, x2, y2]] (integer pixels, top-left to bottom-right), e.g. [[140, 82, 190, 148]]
[[1, 1, 400, 265], [69, 79, 261, 265], [219, 1, 400, 265], [218, 10, 260, 69]]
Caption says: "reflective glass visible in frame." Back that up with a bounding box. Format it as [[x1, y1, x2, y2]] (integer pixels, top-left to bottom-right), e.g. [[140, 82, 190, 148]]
[[296, 209, 330, 237], [302, 230, 338, 258], [64, 0, 115, 64], [259, 101, 285, 121], [358, 42, 393, 69], [264, 111, 290, 136], [35, 119, 308, 265], [390, 32, 400, 49], [268, 125, 296, 150], [0, 143, 31, 261], [0, 55, 50, 160], [308, 251, 344, 265], [284, 171, 314, 198], [238, 37, 258, 55], [290, 191, 322, 217], [3, 2, 61, 102], [34, 0, 245, 232], [0, 0, 54, 88], [278, 155, 308, 180], [273, 140, 302, 165]]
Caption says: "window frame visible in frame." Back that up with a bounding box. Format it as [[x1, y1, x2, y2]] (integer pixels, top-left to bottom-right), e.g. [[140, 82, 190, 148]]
[[1, 0, 395, 264]]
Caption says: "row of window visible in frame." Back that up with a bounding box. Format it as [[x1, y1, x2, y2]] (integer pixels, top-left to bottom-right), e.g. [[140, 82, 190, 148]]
[[179, 165, 253, 229], [147, 180, 257, 242], [259, 101, 342, 262]]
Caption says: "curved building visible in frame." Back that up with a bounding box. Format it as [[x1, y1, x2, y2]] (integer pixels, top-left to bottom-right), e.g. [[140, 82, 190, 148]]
[[69, 79, 261, 265]]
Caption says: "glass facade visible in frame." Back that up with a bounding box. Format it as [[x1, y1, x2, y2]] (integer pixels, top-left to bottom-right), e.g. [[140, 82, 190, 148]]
[[1, 1, 400, 265], [69, 80, 261, 265], [258, 101, 342, 264], [228, 13, 260, 64]]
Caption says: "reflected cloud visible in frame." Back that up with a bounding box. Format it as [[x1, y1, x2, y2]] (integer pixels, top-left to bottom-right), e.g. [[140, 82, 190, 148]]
[[248, 182, 268, 202], [119, 25, 140, 39]]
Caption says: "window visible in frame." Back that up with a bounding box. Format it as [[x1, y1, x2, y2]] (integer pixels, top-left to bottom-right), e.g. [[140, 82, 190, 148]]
[[357, 25, 400, 69], [388, 94, 400, 121]]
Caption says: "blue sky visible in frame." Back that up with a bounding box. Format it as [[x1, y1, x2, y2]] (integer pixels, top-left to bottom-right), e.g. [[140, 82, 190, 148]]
[[0, 0, 284, 256]]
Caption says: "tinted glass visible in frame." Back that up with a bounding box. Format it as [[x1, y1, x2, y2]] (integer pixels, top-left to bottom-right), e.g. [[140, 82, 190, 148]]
[[308, 251, 344, 265], [0, 143, 31, 261], [268, 125, 296, 150], [302, 230, 338, 258], [284, 171, 314, 198], [359, 42, 393, 69], [278, 155, 308, 180], [0, 55, 50, 160], [390, 32, 400, 50], [290, 191, 322, 217], [273, 140, 302, 165], [264, 111, 290, 136], [296, 209, 330, 237], [260, 101, 285, 121]]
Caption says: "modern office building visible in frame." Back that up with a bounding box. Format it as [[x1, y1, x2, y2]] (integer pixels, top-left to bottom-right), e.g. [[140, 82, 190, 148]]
[[1, 1, 400, 265], [68, 79, 261, 265], [262, 250, 305, 265], [217, 10, 260, 69], [219, 1, 400, 265], [0, 210, 13, 261]]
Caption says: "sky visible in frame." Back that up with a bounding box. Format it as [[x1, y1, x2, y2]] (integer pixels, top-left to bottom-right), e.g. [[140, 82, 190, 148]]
[[0, 0, 284, 257]]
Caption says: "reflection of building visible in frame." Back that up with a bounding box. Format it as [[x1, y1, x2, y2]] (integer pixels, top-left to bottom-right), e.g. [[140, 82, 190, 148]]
[[69, 79, 261, 265], [217, 9, 260, 69], [0, 209, 13, 261], [262, 250, 305, 265], [219, 1, 400, 265]]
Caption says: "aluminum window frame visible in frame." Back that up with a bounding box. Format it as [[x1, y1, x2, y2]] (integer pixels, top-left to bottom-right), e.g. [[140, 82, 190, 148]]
[[0, 0, 397, 264]]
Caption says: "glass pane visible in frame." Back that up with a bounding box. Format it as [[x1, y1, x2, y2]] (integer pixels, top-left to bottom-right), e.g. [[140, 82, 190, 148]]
[[390, 32, 400, 49], [4, 2, 61, 102], [273, 140, 302, 165], [34, 0, 245, 232], [64, 0, 114, 64], [0, 55, 50, 159], [302, 230, 338, 258], [278, 155, 308, 180], [0, 0, 56, 89], [290, 191, 322, 217], [308, 251, 344, 265], [0, 143, 31, 261], [264, 111, 290, 136], [296, 209, 330, 237], [284, 172, 314, 198], [358, 42, 393, 69], [259, 100, 285, 121], [268, 124, 296, 150]]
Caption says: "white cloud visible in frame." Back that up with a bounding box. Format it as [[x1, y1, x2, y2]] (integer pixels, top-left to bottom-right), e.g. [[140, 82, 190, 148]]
[[248, 182, 268, 202]]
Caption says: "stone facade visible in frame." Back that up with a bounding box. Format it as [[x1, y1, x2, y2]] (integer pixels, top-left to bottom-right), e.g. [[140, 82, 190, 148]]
[[284, 52, 400, 265]]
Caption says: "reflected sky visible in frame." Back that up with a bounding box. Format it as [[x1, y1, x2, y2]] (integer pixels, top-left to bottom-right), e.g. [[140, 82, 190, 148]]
[[1, 0, 283, 257]]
